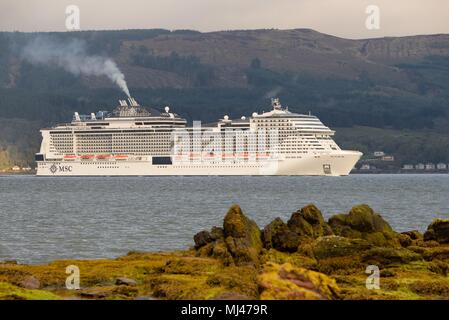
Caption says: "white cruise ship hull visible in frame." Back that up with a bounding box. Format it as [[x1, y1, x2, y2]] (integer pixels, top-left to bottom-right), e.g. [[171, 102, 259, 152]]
[[36, 151, 362, 177]]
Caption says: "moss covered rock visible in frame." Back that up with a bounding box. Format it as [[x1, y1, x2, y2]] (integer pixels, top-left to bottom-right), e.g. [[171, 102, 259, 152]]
[[193, 230, 213, 249], [328, 204, 399, 247], [402, 230, 423, 241], [0, 282, 59, 300], [297, 236, 371, 275], [409, 245, 449, 262], [210, 227, 224, 240], [428, 259, 449, 276], [223, 205, 263, 265], [362, 247, 422, 267], [258, 262, 340, 300], [206, 265, 259, 298], [408, 280, 449, 297], [424, 219, 449, 244], [308, 236, 373, 260], [398, 234, 412, 247], [195, 205, 263, 266], [261, 249, 317, 270], [287, 204, 333, 240], [263, 218, 300, 252], [213, 292, 254, 300], [399, 231, 423, 247]]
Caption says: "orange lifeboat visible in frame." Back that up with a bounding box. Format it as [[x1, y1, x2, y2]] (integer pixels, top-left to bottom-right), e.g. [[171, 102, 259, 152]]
[[80, 154, 94, 160], [222, 153, 235, 158], [237, 152, 249, 157], [257, 152, 270, 158]]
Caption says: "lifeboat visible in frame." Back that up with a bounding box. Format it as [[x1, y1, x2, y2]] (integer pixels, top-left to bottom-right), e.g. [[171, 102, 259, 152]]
[[114, 154, 128, 160], [174, 154, 190, 161], [222, 153, 235, 158], [237, 152, 249, 157], [80, 154, 94, 160], [63, 154, 77, 159], [257, 152, 270, 158], [96, 154, 111, 160]]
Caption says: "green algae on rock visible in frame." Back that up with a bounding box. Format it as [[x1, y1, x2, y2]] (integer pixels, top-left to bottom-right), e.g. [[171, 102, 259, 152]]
[[195, 204, 263, 266], [424, 219, 449, 244], [362, 247, 422, 267], [287, 204, 333, 240], [307, 236, 373, 260], [3, 203, 449, 300], [262, 218, 300, 252], [328, 204, 400, 247], [258, 262, 340, 300]]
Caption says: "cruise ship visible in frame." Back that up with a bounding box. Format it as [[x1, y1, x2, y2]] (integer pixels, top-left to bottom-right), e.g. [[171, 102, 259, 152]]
[[35, 98, 362, 176]]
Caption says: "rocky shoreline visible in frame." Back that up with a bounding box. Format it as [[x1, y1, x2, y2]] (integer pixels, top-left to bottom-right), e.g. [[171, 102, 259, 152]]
[[1, 204, 449, 300]]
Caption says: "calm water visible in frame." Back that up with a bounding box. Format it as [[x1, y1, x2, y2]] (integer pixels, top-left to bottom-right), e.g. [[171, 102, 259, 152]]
[[0, 174, 448, 264]]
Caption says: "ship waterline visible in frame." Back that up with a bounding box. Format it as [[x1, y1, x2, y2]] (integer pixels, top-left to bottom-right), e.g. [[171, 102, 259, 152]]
[[35, 98, 362, 176]]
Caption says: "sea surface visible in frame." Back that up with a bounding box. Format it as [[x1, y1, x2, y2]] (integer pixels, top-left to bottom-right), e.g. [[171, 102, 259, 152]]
[[0, 174, 448, 264]]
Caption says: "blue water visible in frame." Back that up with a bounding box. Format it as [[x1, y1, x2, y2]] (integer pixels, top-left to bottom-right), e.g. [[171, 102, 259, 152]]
[[0, 174, 448, 263]]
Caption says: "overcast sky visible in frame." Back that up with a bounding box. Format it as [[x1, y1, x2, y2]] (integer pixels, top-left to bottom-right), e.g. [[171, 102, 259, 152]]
[[0, 0, 448, 39]]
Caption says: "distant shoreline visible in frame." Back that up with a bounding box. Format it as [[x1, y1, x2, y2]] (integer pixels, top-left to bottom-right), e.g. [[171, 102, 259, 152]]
[[352, 170, 449, 174], [0, 171, 36, 175]]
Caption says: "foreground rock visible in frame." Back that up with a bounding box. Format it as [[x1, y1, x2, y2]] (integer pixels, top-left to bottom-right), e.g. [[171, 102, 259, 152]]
[[287, 205, 333, 239], [2, 204, 449, 300], [424, 219, 449, 244], [20, 276, 40, 290], [328, 204, 400, 247], [362, 247, 422, 267], [263, 218, 300, 252], [258, 262, 340, 300], [115, 277, 137, 286], [306, 236, 373, 260], [262, 204, 333, 253], [195, 204, 263, 266]]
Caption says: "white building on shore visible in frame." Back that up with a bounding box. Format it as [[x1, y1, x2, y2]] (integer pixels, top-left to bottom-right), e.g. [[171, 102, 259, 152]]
[[425, 163, 436, 170], [415, 163, 425, 170], [437, 163, 447, 170]]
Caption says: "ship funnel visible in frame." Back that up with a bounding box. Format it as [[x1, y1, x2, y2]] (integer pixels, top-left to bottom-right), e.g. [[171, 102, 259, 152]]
[[90, 113, 96, 120], [128, 97, 139, 107], [74, 112, 81, 122]]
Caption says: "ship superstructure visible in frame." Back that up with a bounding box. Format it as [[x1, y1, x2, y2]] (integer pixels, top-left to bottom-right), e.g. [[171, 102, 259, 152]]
[[35, 98, 362, 176]]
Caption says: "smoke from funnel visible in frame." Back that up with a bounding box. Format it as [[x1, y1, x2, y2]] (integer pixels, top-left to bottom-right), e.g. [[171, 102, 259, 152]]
[[21, 37, 131, 98], [264, 86, 283, 99]]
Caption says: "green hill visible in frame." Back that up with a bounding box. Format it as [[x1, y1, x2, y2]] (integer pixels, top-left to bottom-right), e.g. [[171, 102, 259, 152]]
[[1, 29, 449, 168]]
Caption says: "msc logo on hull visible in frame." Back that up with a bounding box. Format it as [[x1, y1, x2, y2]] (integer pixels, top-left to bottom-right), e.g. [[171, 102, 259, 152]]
[[49, 164, 73, 174]]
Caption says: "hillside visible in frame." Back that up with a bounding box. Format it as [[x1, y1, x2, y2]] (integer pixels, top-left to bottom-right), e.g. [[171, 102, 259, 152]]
[[1, 28, 449, 167]]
